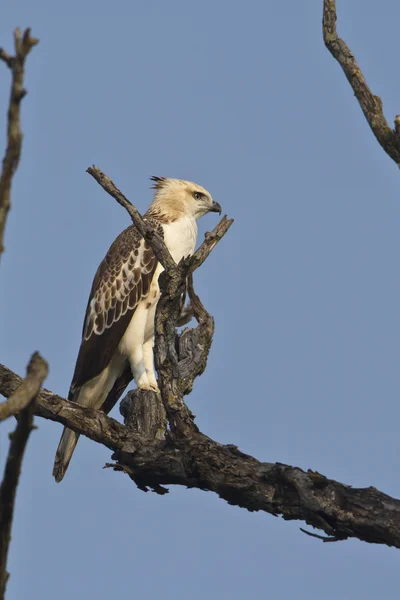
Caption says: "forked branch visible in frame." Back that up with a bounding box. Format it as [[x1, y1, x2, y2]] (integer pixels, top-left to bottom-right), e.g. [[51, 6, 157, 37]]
[[0, 28, 38, 258], [323, 0, 400, 166], [0, 353, 48, 600]]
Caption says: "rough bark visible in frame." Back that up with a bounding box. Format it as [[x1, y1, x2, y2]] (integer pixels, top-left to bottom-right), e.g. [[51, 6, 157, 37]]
[[0, 352, 48, 421], [120, 390, 167, 441], [0, 28, 38, 258], [1, 362, 400, 548], [0, 353, 48, 600], [323, 0, 400, 166], [0, 28, 41, 600]]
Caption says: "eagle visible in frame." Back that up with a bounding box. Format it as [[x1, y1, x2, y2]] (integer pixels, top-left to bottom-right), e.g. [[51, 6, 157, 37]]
[[53, 177, 221, 482]]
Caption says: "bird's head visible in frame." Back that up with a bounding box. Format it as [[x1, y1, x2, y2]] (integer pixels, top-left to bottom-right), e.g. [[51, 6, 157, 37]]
[[148, 176, 221, 221]]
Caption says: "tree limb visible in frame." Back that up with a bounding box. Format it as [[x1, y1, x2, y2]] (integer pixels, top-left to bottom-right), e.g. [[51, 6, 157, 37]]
[[0, 363, 399, 548], [0, 353, 47, 600], [0, 351, 48, 421], [0, 28, 38, 258], [86, 165, 176, 271], [322, 0, 400, 166]]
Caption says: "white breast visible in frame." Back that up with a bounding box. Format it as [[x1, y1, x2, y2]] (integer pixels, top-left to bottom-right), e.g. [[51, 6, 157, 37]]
[[162, 215, 198, 262], [141, 215, 198, 343]]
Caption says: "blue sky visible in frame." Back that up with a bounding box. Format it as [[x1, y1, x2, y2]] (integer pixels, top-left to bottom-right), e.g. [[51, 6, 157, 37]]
[[1, 1, 400, 598]]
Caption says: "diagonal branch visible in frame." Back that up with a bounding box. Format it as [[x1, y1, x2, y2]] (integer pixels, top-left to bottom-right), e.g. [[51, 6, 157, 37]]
[[0, 364, 138, 453], [1, 363, 400, 548], [322, 0, 400, 166], [0, 28, 38, 258], [0, 353, 47, 600], [86, 165, 176, 271]]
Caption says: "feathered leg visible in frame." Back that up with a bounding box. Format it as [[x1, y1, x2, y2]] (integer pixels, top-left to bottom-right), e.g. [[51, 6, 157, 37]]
[[143, 336, 159, 391]]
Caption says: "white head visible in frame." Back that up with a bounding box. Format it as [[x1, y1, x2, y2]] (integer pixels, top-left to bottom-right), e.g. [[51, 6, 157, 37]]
[[146, 176, 221, 222]]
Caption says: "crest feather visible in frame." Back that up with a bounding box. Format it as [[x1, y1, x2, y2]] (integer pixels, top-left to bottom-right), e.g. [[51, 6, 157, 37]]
[[150, 176, 168, 190]]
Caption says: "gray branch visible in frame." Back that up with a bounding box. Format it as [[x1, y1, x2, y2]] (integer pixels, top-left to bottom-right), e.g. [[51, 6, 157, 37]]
[[323, 0, 400, 166], [0, 353, 48, 600], [0, 362, 400, 548], [0, 28, 38, 258]]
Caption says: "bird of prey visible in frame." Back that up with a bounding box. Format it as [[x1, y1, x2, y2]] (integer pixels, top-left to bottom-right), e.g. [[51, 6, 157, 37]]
[[53, 177, 221, 482]]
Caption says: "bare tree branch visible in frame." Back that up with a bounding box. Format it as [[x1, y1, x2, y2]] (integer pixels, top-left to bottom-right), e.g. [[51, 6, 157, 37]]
[[177, 274, 215, 396], [322, 0, 400, 166], [0, 351, 48, 421], [152, 216, 232, 436], [0, 364, 143, 452], [0, 28, 38, 258], [0, 363, 399, 548], [86, 165, 176, 271], [0, 353, 47, 600], [0, 29, 41, 598]]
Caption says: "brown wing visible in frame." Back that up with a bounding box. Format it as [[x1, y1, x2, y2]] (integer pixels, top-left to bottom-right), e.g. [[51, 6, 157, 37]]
[[101, 361, 132, 415], [69, 221, 162, 398]]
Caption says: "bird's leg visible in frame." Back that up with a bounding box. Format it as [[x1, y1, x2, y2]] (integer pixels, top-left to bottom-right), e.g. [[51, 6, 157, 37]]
[[128, 345, 152, 390], [143, 337, 159, 392]]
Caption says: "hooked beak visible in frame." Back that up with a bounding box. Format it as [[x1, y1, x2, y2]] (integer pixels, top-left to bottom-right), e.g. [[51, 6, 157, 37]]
[[209, 201, 222, 215]]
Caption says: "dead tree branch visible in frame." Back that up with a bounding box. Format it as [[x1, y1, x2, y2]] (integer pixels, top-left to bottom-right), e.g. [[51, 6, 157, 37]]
[[0, 29, 41, 598], [0, 353, 48, 600], [0, 351, 48, 421], [0, 362, 399, 548], [322, 1, 400, 166], [0, 28, 38, 258], [86, 165, 176, 271]]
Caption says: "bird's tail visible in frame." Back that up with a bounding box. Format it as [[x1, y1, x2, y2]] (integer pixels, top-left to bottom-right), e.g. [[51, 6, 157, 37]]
[[53, 427, 80, 483]]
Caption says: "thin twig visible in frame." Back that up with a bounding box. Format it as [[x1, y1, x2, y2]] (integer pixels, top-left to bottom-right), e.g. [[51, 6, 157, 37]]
[[0, 352, 47, 599], [187, 273, 208, 324], [0, 28, 38, 258], [322, 1, 400, 166], [86, 165, 176, 271], [176, 302, 194, 327], [185, 217, 233, 276], [0, 352, 48, 421], [299, 527, 348, 543]]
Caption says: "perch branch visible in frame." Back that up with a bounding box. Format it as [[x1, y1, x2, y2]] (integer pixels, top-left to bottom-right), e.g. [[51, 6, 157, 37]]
[[0, 28, 38, 258], [322, 0, 400, 166], [0, 353, 47, 600], [153, 216, 232, 436], [0, 363, 139, 453], [0, 364, 399, 548]]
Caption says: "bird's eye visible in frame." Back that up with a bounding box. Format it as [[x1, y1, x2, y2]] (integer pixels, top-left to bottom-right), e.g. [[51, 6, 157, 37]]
[[193, 191, 204, 201]]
